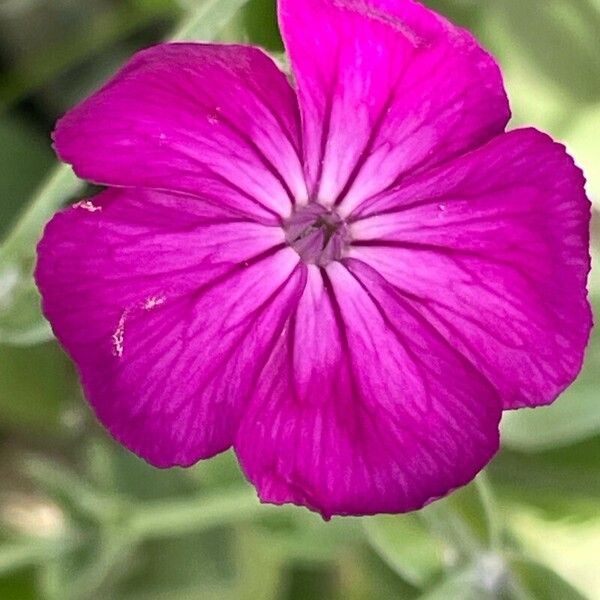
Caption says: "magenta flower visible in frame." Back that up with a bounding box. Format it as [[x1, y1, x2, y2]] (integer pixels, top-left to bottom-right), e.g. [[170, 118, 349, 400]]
[[36, 0, 592, 517]]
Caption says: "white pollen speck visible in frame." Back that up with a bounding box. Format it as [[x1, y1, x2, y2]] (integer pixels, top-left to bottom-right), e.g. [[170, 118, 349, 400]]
[[207, 114, 219, 125], [74, 200, 102, 212], [143, 295, 166, 310], [112, 311, 128, 358], [111, 297, 166, 357]]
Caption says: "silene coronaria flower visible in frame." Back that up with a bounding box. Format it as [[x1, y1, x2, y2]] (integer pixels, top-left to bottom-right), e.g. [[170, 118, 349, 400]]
[[36, 0, 592, 518]]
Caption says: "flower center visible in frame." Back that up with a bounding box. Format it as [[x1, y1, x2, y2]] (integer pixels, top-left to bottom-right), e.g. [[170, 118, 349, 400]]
[[285, 204, 350, 266]]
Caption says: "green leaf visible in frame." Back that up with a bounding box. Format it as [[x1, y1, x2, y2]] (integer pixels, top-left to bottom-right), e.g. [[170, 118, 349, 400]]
[[416, 568, 497, 600], [500, 377, 600, 452], [0, 166, 84, 346], [115, 530, 237, 600], [229, 525, 285, 600], [0, 568, 38, 600], [507, 510, 600, 600], [243, 0, 284, 51], [0, 116, 54, 238], [509, 557, 588, 600], [423, 0, 483, 30], [419, 492, 485, 564], [0, 2, 179, 109], [0, 539, 77, 577], [490, 436, 600, 515], [434, 476, 501, 551], [363, 514, 444, 587], [501, 297, 600, 451], [563, 103, 600, 208], [172, 0, 253, 41], [477, 4, 582, 138], [486, 0, 600, 104], [364, 476, 504, 589], [0, 341, 75, 433], [0, 165, 83, 273]]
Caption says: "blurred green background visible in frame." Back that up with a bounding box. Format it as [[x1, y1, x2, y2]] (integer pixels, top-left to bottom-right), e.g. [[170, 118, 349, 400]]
[[0, 1, 599, 598]]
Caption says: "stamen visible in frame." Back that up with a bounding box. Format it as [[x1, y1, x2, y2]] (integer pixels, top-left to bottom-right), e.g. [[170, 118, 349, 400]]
[[285, 204, 350, 266]]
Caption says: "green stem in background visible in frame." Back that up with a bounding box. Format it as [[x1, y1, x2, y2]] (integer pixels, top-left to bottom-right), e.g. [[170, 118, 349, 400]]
[[0, 166, 84, 344], [65, 528, 139, 600], [23, 457, 124, 523], [12, 469, 266, 578], [128, 487, 264, 541], [0, 538, 80, 576], [419, 500, 482, 564], [0, 166, 82, 258], [474, 472, 502, 550], [27, 457, 265, 538]]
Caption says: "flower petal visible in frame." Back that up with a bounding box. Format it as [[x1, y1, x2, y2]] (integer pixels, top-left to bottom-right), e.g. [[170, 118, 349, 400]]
[[350, 129, 592, 409], [278, 0, 509, 213], [53, 43, 307, 222], [235, 262, 501, 517], [36, 188, 306, 466]]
